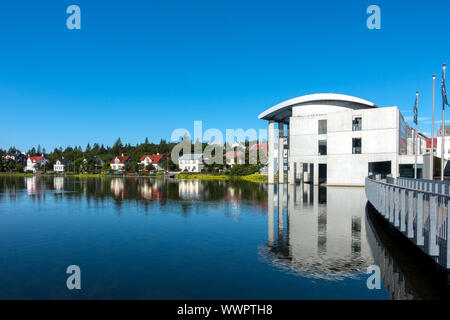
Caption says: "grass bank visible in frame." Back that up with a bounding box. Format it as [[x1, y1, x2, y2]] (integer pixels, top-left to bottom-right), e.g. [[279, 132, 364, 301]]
[[177, 173, 268, 183], [72, 173, 107, 178], [0, 172, 34, 177]]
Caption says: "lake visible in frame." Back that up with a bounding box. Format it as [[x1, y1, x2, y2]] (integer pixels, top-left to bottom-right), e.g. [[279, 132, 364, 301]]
[[0, 176, 446, 299]]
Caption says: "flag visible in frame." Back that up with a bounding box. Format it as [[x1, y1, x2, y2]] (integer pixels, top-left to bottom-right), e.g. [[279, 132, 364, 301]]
[[413, 91, 418, 125], [443, 63, 449, 108]]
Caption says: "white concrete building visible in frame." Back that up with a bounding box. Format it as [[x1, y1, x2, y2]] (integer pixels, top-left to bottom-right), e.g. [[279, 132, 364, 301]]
[[258, 93, 426, 186], [179, 154, 204, 172], [435, 126, 450, 159]]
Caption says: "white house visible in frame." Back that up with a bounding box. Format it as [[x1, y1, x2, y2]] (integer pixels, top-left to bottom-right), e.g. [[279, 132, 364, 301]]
[[110, 155, 130, 171], [139, 154, 165, 171], [179, 154, 204, 172], [258, 93, 427, 186], [53, 158, 68, 173], [25, 155, 48, 173]]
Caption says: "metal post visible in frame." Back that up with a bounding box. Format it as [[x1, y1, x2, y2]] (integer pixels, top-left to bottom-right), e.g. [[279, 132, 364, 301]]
[[431, 75, 436, 180], [442, 64, 446, 181]]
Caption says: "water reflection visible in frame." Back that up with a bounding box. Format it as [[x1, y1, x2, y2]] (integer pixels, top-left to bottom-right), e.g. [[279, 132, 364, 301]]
[[366, 204, 450, 300], [263, 183, 449, 299], [0, 176, 267, 213], [263, 184, 374, 281], [0, 176, 447, 299]]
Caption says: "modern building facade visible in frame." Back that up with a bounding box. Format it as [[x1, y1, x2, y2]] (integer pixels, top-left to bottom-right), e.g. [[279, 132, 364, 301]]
[[259, 93, 426, 186]]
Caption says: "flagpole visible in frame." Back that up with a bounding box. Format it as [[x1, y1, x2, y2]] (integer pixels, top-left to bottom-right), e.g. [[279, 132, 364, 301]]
[[442, 63, 447, 181], [415, 91, 418, 179], [431, 74, 435, 180]]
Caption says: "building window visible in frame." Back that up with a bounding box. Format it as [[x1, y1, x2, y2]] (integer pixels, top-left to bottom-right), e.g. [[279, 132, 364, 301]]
[[318, 119, 327, 134], [352, 117, 362, 131], [318, 140, 327, 156], [352, 138, 362, 154]]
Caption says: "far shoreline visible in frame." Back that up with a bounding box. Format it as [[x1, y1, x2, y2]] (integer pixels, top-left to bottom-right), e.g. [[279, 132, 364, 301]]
[[0, 172, 269, 183]]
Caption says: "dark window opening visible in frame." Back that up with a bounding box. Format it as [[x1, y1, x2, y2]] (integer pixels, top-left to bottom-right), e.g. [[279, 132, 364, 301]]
[[368, 161, 391, 179], [352, 117, 362, 131], [318, 120, 327, 134], [352, 138, 362, 154], [318, 140, 327, 156]]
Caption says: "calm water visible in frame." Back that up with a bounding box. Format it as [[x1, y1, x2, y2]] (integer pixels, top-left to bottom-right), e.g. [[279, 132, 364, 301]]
[[0, 176, 446, 299]]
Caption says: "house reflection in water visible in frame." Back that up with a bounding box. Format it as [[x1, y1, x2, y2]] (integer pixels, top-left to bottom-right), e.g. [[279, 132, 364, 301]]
[[139, 179, 163, 200], [178, 180, 203, 200], [263, 184, 374, 281], [110, 178, 126, 199], [53, 177, 64, 191], [25, 176, 41, 196]]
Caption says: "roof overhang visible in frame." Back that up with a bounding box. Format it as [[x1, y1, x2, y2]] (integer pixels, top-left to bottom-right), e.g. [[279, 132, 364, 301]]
[[258, 93, 377, 124]]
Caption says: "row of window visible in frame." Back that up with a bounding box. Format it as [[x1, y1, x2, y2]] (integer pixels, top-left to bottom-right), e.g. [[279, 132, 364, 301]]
[[180, 160, 199, 164], [318, 138, 362, 155], [318, 117, 362, 134]]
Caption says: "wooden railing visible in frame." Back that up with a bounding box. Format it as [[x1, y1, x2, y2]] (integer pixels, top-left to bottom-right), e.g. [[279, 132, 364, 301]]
[[365, 176, 450, 270]]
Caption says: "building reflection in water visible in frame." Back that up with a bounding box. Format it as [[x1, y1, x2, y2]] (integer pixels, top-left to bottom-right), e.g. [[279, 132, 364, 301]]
[[110, 178, 126, 199], [264, 183, 449, 299], [139, 179, 163, 200], [263, 183, 373, 281], [53, 177, 64, 192], [178, 180, 203, 200], [25, 176, 41, 196]]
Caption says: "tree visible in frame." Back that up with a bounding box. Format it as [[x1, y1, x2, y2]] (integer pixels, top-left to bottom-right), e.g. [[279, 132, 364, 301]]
[[7, 159, 15, 172], [113, 138, 123, 154]]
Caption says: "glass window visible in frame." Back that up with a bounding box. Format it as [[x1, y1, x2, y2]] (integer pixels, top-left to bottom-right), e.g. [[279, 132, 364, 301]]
[[352, 138, 362, 154], [352, 117, 362, 131], [318, 120, 327, 134], [318, 140, 327, 155]]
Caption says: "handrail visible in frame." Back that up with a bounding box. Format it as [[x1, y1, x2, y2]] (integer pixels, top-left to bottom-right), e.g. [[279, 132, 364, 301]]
[[370, 177, 450, 200], [365, 176, 449, 270]]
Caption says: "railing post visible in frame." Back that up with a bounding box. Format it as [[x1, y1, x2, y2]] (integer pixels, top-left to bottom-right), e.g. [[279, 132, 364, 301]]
[[428, 195, 440, 256], [389, 186, 394, 223], [407, 190, 414, 238], [394, 187, 400, 228], [417, 193, 424, 246], [401, 189, 406, 232]]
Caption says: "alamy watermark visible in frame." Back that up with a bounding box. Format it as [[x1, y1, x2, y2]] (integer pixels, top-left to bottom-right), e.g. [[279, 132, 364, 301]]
[[66, 5, 81, 30], [66, 265, 81, 290], [366, 265, 381, 290], [366, 5, 381, 30], [170, 121, 270, 166]]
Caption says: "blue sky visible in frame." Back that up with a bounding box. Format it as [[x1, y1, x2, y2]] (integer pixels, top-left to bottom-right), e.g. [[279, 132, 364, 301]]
[[0, 0, 449, 151]]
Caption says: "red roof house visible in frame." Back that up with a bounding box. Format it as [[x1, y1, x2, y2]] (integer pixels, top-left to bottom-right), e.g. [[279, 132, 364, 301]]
[[139, 154, 165, 171], [110, 155, 130, 171]]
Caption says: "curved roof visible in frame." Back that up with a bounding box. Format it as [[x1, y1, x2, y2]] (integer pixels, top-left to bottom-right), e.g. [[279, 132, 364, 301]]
[[258, 93, 377, 124]]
